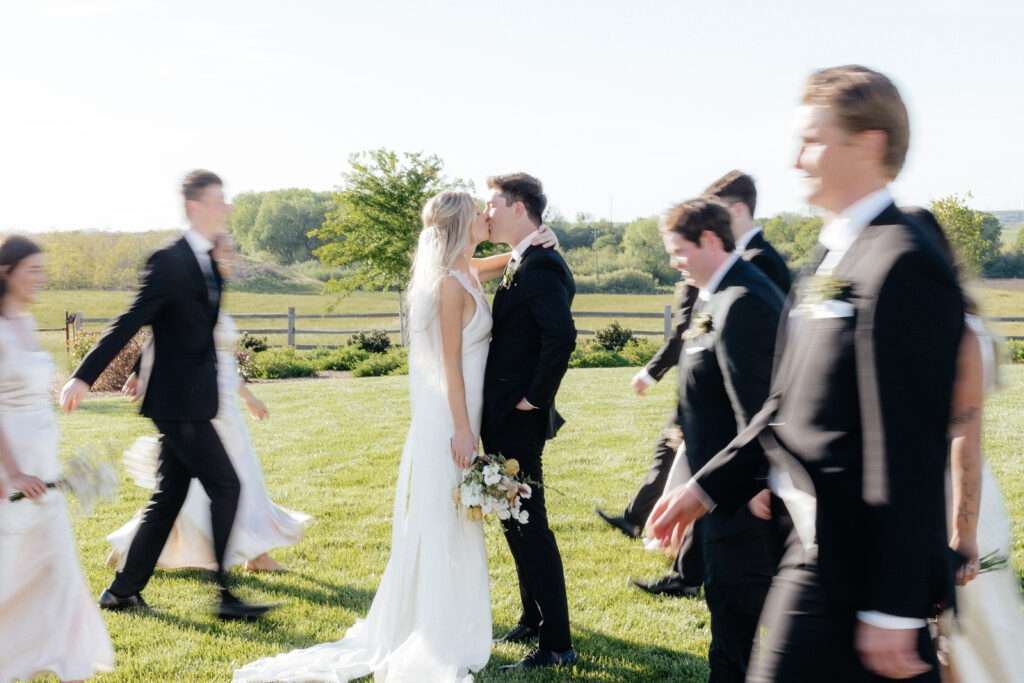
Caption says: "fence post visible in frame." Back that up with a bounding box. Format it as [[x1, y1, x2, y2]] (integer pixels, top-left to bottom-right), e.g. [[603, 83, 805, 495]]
[[65, 310, 70, 351], [663, 305, 672, 340], [398, 290, 406, 347], [287, 307, 296, 347], [75, 311, 84, 337]]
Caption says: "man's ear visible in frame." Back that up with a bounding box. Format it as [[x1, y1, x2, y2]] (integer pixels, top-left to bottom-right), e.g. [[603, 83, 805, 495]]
[[513, 201, 526, 220]]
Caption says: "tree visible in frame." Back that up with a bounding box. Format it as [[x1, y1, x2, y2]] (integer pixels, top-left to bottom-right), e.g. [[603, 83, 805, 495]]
[[761, 211, 823, 273], [228, 189, 333, 264], [622, 216, 675, 285], [929, 193, 998, 276], [311, 149, 468, 297], [978, 212, 1002, 265]]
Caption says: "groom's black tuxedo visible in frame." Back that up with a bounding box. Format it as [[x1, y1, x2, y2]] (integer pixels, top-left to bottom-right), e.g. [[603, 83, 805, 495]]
[[693, 204, 963, 681], [679, 257, 784, 681], [482, 244, 576, 654], [73, 234, 240, 596]]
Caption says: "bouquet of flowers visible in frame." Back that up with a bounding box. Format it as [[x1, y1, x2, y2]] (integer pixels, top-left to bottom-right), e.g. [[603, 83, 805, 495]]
[[7, 444, 120, 514], [453, 452, 531, 524]]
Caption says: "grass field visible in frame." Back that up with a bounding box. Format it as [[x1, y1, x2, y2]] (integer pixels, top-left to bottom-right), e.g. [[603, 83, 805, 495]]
[[32, 280, 1024, 376], [36, 365, 1024, 682]]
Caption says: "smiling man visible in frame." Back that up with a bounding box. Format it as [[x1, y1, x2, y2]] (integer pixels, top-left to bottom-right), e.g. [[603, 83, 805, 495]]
[[647, 66, 964, 682]]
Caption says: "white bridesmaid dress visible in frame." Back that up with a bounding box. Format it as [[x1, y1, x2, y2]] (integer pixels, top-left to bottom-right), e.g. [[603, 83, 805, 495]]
[[107, 313, 311, 570], [0, 316, 114, 682]]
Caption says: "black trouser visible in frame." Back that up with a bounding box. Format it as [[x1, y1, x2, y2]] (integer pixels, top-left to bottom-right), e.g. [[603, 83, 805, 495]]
[[702, 523, 776, 683], [483, 408, 571, 653], [624, 407, 705, 587], [748, 503, 939, 683], [110, 419, 240, 596]]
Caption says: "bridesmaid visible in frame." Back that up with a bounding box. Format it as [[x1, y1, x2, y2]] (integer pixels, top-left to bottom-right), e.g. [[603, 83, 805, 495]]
[[107, 235, 311, 573], [0, 235, 115, 683]]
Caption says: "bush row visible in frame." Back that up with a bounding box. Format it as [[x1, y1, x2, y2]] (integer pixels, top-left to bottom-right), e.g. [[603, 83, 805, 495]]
[[247, 345, 408, 379]]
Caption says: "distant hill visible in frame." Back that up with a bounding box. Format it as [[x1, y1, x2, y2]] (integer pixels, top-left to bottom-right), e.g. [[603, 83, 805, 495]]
[[227, 254, 324, 295], [989, 210, 1024, 224]]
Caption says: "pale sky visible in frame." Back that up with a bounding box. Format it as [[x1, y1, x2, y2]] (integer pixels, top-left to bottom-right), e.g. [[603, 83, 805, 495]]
[[2, 0, 1022, 232]]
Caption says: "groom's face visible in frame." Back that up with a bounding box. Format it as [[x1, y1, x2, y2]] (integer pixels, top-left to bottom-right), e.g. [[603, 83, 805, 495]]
[[485, 190, 515, 244], [662, 230, 717, 288]]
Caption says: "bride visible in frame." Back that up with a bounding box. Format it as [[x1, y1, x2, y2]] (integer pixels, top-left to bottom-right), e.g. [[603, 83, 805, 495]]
[[234, 190, 555, 682]]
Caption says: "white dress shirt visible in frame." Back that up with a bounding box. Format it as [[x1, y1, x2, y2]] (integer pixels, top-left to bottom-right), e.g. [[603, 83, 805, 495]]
[[733, 225, 763, 252], [183, 227, 216, 278]]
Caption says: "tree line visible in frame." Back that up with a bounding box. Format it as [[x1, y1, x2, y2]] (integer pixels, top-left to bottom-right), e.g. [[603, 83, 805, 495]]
[[22, 150, 1024, 291]]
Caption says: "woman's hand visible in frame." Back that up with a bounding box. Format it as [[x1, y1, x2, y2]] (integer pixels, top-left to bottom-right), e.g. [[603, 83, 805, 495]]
[[530, 224, 559, 250], [11, 471, 47, 499], [450, 428, 477, 470], [747, 489, 772, 520], [950, 532, 980, 586], [245, 395, 269, 421]]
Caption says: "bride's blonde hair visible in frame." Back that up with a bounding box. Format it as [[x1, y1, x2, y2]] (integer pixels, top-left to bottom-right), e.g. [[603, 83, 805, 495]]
[[406, 190, 477, 329]]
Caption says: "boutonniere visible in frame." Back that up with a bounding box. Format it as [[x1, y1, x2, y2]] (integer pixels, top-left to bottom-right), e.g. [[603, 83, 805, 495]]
[[501, 258, 520, 289], [683, 312, 713, 340], [801, 274, 852, 306]]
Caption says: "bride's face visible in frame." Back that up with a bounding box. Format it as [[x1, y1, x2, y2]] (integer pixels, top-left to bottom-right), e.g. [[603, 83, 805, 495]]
[[469, 207, 490, 246]]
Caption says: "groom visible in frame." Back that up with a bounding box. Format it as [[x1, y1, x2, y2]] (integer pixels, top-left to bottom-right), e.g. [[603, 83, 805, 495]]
[[59, 170, 270, 620], [482, 173, 577, 671]]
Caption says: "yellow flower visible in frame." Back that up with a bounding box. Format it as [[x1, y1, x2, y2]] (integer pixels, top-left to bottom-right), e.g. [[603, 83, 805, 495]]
[[505, 459, 520, 476], [467, 506, 483, 521]]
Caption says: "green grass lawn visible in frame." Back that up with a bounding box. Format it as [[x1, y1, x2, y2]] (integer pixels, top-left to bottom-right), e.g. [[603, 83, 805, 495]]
[[40, 366, 1024, 682]]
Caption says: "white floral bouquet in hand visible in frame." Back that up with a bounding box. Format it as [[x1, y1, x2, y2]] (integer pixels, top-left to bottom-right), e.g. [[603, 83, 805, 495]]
[[453, 453, 532, 524], [8, 444, 120, 514]]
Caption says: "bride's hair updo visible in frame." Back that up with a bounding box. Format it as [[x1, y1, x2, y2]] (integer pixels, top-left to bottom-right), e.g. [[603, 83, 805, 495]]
[[407, 190, 477, 329], [0, 235, 42, 301]]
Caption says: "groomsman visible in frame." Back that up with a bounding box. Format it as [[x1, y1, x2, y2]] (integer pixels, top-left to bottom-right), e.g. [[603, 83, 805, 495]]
[[597, 170, 790, 598], [649, 66, 963, 682], [60, 171, 270, 620], [659, 198, 783, 681]]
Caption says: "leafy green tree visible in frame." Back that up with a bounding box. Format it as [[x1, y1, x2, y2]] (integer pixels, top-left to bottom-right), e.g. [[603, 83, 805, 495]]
[[311, 149, 468, 297], [622, 216, 675, 285], [761, 211, 823, 273], [228, 189, 332, 264], [977, 212, 1002, 265], [929, 193, 998, 276]]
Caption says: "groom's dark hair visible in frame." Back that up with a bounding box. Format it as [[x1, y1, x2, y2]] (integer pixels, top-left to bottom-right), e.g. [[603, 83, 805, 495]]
[[182, 169, 223, 202], [662, 198, 736, 252], [487, 173, 546, 226], [702, 170, 757, 215]]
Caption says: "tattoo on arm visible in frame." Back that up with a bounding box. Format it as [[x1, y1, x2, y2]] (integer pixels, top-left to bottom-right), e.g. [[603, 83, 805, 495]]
[[950, 406, 979, 426]]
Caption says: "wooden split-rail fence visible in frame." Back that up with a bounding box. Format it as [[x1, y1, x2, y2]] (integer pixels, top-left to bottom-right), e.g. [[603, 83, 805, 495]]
[[62, 309, 1024, 350]]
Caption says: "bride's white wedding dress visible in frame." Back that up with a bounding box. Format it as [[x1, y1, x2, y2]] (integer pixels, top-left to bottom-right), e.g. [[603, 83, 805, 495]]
[[234, 269, 492, 682], [943, 314, 1024, 683]]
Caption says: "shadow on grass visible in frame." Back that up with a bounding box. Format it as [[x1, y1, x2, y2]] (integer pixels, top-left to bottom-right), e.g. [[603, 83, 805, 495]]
[[478, 623, 707, 683], [156, 568, 376, 614]]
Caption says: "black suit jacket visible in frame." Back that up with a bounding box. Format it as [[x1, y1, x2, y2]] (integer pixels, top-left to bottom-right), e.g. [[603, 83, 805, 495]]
[[645, 231, 791, 383], [694, 204, 963, 619], [73, 236, 222, 421], [483, 246, 576, 439], [741, 231, 791, 295], [679, 259, 784, 541]]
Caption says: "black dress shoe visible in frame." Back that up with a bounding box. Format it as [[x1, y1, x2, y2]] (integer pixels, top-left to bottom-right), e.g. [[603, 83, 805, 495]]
[[500, 646, 577, 670], [594, 507, 642, 539], [99, 588, 151, 612], [630, 574, 701, 597], [217, 591, 276, 621], [493, 622, 539, 644]]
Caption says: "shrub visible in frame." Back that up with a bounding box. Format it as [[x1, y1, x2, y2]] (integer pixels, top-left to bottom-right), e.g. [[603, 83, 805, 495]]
[[620, 337, 660, 366], [1007, 339, 1024, 364], [310, 345, 371, 371], [251, 347, 317, 379], [68, 330, 150, 391], [236, 348, 258, 381], [982, 251, 1024, 278], [238, 332, 269, 353], [352, 347, 409, 377], [596, 321, 635, 351], [347, 329, 392, 354], [569, 342, 631, 368]]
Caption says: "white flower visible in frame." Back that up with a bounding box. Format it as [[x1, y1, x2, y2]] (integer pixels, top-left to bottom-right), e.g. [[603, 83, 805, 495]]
[[483, 465, 502, 486], [518, 484, 532, 500], [497, 507, 511, 521]]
